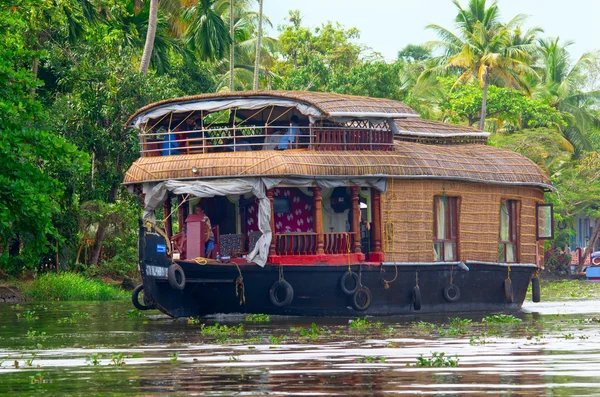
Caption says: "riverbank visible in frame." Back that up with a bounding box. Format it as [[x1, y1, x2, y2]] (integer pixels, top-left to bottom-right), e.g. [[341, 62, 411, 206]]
[[2, 273, 129, 302]]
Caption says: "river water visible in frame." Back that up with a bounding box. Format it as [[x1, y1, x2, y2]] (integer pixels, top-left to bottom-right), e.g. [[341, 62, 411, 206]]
[[1, 298, 600, 396]]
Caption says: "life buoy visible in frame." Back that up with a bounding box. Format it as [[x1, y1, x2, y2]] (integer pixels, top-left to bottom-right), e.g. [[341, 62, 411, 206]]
[[339, 271, 360, 295], [132, 284, 152, 310], [592, 256, 600, 266], [269, 280, 294, 307], [352, 286, 371, 311], [413, 285, 421, 311], [443, 284, 461, 303], [504, 278, 514, 303], [531, 277, 541, 303], [168, 264, 186, 290]]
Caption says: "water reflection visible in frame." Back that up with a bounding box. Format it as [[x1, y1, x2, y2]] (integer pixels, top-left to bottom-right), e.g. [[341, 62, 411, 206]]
[[1, 300, 600, 395]]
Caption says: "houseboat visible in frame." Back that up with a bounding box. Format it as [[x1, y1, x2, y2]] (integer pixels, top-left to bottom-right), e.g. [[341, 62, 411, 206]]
[[124, 91, 554, 317]]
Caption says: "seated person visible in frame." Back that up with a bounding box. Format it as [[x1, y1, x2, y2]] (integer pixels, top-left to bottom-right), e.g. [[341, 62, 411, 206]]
[[277, 115, 300, 150], [161, 131, 180, 155], [263, 131, 282, 150]]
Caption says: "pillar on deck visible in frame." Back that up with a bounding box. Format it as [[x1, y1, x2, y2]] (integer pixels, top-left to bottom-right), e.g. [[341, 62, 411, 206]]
[[371, 189, 384, 261], [177, 195, 185, 234], [313, 186, 325, 255], [267, 189, 276, 256], [163, 196, 172, 238], [350, 186, 361, 253]]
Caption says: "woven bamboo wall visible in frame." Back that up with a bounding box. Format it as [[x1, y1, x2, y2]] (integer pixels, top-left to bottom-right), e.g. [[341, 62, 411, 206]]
[[381, 179, 544, 264]]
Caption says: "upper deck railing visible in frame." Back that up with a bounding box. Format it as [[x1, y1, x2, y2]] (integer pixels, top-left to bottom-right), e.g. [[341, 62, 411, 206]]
[[139, 125, 394, 157]]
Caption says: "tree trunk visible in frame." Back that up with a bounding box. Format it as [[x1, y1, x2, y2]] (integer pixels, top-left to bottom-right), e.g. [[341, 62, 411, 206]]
[[478, 74, 489, 130], [229, 0, 235, 91], [139, 0, 159, 74], [89, 222, 107, 266], [577, 218, 600, 273], [252, 0, 263, 90]]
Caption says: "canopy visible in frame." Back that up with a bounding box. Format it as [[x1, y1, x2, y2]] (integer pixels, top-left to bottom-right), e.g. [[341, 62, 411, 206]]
[[143, 177, 387, 267]]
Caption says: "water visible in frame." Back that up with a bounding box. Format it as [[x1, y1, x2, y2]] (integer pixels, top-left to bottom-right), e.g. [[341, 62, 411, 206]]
[[1, 299, 600, 396]]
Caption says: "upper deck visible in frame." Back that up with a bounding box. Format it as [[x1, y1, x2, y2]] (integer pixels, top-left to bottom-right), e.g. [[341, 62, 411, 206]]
[[127, 91, 487, 157]]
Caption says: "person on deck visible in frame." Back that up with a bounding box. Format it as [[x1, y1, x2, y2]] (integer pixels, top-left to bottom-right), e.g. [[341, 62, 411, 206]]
[[161, 131, 180, 155], [194, 206, 215, 257], [277, 115, 300, 150]]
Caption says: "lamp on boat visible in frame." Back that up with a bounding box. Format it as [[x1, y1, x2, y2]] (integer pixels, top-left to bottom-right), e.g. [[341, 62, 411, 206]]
[[191, 167, 198, 174]]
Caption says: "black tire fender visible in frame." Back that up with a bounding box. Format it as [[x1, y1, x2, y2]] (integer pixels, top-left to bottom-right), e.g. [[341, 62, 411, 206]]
[[168, 263, 186, 290], [443, 284, 461, 303], [132, 284, 151, 311], [351, 286, 372, 311], [531, 276, 541, 303], [339, 271, 360, 295], [413, 285, 422, 311], [269, 280, 294, 307], [504, 278, 514, 303]]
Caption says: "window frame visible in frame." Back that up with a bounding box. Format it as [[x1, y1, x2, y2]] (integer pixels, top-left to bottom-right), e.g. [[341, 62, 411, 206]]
[[499, 199, 519, 263], [433, 196, 459, 262], [535, 203, 554, 240]]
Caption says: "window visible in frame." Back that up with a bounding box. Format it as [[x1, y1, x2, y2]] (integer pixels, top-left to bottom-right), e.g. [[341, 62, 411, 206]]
[[498, 200, 519, 263], [433, 196, 459, 261], [536, 204, 554, 240]]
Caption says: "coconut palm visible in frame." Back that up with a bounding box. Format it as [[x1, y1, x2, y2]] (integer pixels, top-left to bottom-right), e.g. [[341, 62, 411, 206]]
[[253, 0, 263, 90], [425, 0, 537, 129], [184, 0, 231, 62], [229, 0, 235, 90], [139, 0, 158, 73], [534, 38, 600, 152]]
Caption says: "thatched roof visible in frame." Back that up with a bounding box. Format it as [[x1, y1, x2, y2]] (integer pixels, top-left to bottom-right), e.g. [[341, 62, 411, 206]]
[[394, 118, 488, 137], [124, 141, 553, 191], [126, 91, 418, 128]]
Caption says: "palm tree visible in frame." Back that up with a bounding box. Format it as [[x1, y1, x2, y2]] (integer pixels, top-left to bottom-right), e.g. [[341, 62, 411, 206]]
[[253, 0, 263, 90], [139, 0, 158, 73], [229, 0, 235, 90], [534, 38, 600, 152], [425, 0, 537, 129], [184, 0, 231, 62]]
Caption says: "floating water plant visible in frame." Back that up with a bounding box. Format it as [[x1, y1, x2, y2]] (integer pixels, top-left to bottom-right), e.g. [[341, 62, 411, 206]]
[[16, 310, 38, 321], [482, 314, 522, 324], [348, 318, 383, 329], [244, 314, 271, 322], [200, 323, 244, 339], [110, 352, 125, 366], [415, 352, 459, 367], [86, 353, 101, 366]]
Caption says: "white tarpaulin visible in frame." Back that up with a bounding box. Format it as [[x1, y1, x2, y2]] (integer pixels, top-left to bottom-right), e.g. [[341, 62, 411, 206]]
[[143, 178, 387, 267], [130, 98, 324, 129], [144, 178, 271, 267]]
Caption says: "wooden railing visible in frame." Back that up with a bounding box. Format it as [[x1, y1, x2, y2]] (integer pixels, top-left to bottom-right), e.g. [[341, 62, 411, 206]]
[[324, 232, 357, 254], [139, 126, 394, 156], [275, 233, 317, 256], [313, 128, 393, 151]]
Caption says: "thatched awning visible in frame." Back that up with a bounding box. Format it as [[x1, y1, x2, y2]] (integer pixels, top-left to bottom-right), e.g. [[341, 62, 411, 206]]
[[124, 141, 553, 191], [126, 91, 418, 128], [394, 118, 488, 138]]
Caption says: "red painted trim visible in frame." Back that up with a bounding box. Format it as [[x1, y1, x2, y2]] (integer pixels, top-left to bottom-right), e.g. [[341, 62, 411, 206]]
[[267, 253, 366, 265]]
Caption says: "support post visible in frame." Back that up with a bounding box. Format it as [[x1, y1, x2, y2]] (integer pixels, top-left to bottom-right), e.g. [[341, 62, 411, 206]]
[[371, 189, 384, 261], [163, 196, 172, 238], [267, 189, 276, 256], [350, 186, 361, 253], [313, 186, 325, 255]]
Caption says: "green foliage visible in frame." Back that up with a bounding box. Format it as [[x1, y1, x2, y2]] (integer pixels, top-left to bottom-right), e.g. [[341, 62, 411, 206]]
[[244, 313, 271, 322], [23, 272, 128, 301], [348, 317, 383, 329], [441, 82, 565, 130], [200, 323, 244, 340], [0, 6, 89, 272], [415, 352, 459, 367], [482, 314, 522, 324]]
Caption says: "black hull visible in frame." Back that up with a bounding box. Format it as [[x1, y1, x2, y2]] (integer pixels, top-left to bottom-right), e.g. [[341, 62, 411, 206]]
[[138, 223, 536, 318]]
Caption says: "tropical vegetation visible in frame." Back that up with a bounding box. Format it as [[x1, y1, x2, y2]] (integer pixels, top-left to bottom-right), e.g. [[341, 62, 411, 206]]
[[1, 0, 599, 276]]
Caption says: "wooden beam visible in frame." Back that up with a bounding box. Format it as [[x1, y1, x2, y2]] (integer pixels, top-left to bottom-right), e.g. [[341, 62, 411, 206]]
[[313, 186, 325, 255], [267, 189, 276, 256], [371, 189, 383, 259], [350, 186, 361, 253]]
